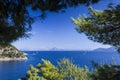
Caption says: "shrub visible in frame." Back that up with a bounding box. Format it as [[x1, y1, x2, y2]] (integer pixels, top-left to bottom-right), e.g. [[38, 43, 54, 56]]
[[91, 64, 120, 80], [20, 59, 91, 80]]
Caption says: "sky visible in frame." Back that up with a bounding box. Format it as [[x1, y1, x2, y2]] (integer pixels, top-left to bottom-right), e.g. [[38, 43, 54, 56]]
[[12, 0, 120, 51]]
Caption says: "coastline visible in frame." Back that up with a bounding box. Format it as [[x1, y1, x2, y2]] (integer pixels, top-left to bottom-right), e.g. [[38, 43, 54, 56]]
[[0, 57, 28, 61]]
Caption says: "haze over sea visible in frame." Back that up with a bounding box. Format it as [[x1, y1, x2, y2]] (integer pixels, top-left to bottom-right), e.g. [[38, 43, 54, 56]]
[[0, 51, 120, 80]]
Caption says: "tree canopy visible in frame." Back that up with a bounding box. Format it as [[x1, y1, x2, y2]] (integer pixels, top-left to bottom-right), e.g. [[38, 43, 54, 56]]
[[72, 4, 120, 52], [20, 59, 91, 80], [0, 0, 99, 45]]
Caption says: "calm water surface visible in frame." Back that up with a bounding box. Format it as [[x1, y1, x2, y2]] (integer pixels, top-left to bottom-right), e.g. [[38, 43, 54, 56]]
[[0, 51, 120, 80]]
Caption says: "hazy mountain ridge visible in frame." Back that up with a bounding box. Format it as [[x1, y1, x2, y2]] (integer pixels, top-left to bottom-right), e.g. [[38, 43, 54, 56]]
[[93, 47, 117, 52], [49, 47, 64, 51]]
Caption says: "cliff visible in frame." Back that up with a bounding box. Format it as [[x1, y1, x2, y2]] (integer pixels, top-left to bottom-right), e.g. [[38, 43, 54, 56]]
[[0, 44, 27, 61]]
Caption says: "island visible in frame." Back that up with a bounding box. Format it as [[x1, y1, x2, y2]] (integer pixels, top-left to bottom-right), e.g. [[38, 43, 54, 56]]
[[0, 44, 27, 61]]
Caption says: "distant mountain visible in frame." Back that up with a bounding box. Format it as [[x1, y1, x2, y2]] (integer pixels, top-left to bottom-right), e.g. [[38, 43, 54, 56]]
[[93, 47, 117, 52], [49, 47, 64, 51]]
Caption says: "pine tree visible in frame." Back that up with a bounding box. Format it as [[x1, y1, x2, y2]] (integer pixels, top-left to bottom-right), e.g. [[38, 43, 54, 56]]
[[72, 5, 120, 52], [20, 59, 91, 80], [0, 0, 99, 45]]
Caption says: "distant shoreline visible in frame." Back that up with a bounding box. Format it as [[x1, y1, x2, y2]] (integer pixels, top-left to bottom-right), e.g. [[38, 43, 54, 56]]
[[0, 57, 28, 61]]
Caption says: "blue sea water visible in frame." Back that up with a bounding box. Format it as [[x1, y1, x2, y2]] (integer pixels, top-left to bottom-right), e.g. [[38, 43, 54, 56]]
[[0, 51, 120, 80]]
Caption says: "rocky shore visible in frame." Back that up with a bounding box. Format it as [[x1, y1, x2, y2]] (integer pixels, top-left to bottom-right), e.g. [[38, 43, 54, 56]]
[[0, 57, 27, 61], [0, 44, 27, 61]]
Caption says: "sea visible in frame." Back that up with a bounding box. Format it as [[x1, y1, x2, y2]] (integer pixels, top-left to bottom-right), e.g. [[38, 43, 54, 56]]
[[0, 51, 120, 80]]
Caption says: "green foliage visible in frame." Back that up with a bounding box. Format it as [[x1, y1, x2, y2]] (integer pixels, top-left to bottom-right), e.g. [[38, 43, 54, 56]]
[[36, 59, 59, 80], [0, 0, 99, 44], [20, 58, 120, 80], [57, 59, 91, 80], [0, 44, 25, 58], [27, 0, 99, 13], [20, 59, 91, 80], [91, 64, 120, 80], [26, 65, 46, 80], [72, 5, 120, 51], [0, 0, 33, 44]]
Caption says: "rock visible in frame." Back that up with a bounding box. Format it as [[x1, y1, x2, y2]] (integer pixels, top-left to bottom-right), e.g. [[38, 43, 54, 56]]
[[0, 44, 27, 61]]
